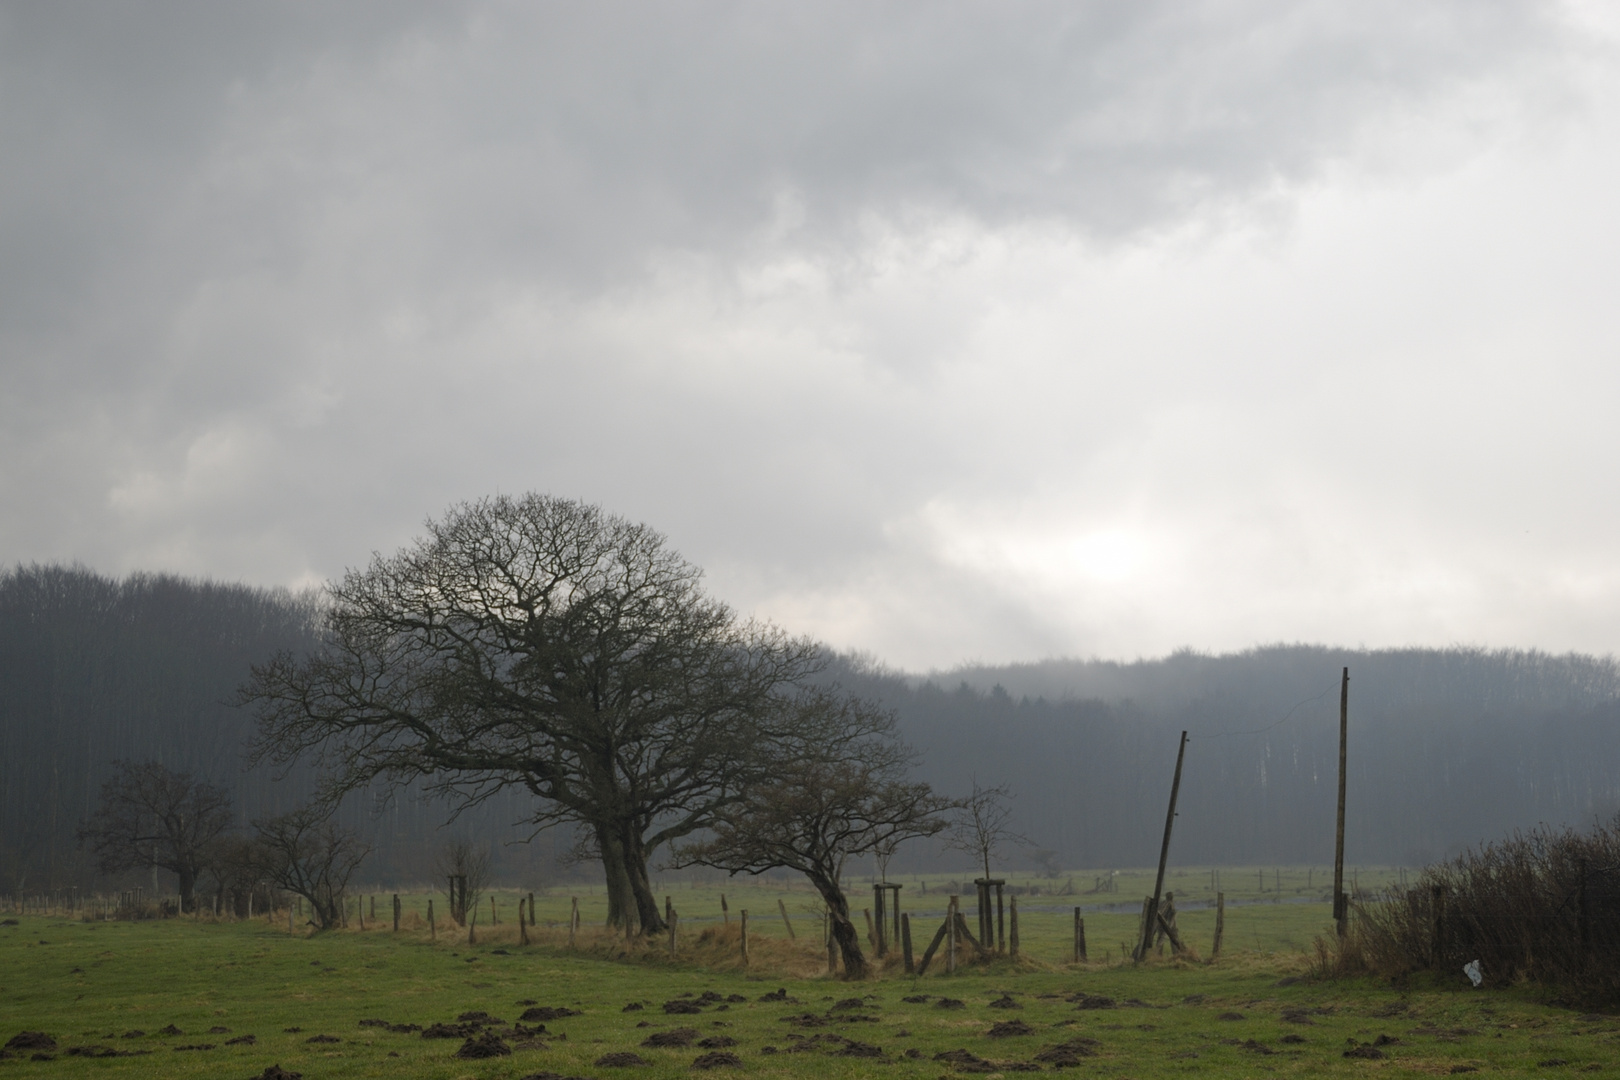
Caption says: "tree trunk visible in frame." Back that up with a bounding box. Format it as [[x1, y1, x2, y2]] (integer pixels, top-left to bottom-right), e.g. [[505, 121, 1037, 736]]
[[177, 865, 197, 914], [595, 822, 666, 933], [806, 869, 867, 978]]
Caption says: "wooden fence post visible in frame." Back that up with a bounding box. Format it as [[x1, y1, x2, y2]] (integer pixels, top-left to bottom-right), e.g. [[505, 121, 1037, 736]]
[[491, 895, 498, 927], [946, 895, 958, 973], [569, 897, 578, 948], [901, 912, 915, 973], [1073, 908, 1087, 962], [1212, 892, 1224, 958], [393, 894, 401, 932], [996, 883, 1006, 954], [519, 898, 530, 945], [721, 893, 729, 924], [428, 898, 436, 940], [468, 899, 477, 946], [779, 898, 796, 939], [1009, 896, 1019, 957], [740, 909, 749, 966]]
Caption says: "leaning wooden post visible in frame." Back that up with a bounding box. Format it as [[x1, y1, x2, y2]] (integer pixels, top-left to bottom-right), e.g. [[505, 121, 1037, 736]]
[[1073, 907, 1086, 962], [518, 898, 530, 945], [468, 899, 478, 946], [1008, 896, 1019, 957], [863, 908, 876, 947], [995, 882, 1006, 954], [1212, 891, 1225, 958], [1137, 730, 1189, 961], [392, 893, 401, 932], [946, 895, 958, 973], [740, 909, 749, 965], [1334, 666, 1350, 938], [428, 898, 436, 940], [901, 912, 915, 973], [528, 892, 535, 927], [778, 898, 796, 939], [872, 884, 887, 957], [569, 896, 579, 948]]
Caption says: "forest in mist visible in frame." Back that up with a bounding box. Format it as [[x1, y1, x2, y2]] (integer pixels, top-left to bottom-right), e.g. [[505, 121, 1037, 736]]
[[5, 564, 1619, 894]]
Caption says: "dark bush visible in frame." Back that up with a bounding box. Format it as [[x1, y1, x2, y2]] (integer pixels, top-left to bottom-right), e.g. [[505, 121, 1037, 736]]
[[1344, 816, 1620, 1001]]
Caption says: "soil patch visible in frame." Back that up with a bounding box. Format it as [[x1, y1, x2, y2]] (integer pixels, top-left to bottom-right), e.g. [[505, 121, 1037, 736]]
[[4, 1033, 56, 1052], [596, 1051, 649, 1066], [691, 1051, 742, 1068], [456, 1031, 513, 1059], [696, 1036, 737, 1049], [641, 1027, 700, 1048], [522, 1007, 582, 1022], [987, 1020, 1035, 1038]]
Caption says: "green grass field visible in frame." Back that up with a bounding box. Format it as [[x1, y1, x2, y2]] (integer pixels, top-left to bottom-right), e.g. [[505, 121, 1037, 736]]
[[2, 867, 1610, 1079]]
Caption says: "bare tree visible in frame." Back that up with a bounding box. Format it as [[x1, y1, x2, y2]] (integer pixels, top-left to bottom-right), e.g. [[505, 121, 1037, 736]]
[[251, 805, 369, 930], [944, 780, 1030, 881], [674, 693, 952, 978], [436, 837, 492, 926], [75, 760, 233, 913], [242, 494, 819, 934]]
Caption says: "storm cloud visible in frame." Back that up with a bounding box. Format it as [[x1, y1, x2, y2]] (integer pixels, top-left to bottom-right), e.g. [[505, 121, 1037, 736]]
[[2, 1, 1614, 668]]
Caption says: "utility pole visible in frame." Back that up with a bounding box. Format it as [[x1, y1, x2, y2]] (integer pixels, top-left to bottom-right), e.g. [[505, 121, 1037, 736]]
[[1333, 667, 1349, 937], [1136, 730, 1188, 960]]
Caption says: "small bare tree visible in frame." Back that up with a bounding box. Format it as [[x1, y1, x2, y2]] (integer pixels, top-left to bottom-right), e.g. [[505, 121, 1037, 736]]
[[944, 780, 1030, 881], [76, 760, 234, 913], [252, 805, 369, 930], [675, 692, 952, 978], [437, 837, 492, 926]]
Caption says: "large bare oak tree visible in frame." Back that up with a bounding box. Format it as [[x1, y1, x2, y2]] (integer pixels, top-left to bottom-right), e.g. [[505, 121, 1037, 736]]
[[242, 494, 818, 933]]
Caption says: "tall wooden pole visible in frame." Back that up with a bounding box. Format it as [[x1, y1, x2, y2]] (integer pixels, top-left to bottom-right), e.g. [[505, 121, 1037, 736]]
[[1333, 666, 1349, 938], [1137, 730, 1188, 961]]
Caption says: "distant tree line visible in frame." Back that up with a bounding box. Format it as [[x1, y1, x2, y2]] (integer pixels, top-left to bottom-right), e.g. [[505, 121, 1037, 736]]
[[8, 548, 1620, 907], [830, 646, 1620, 874]]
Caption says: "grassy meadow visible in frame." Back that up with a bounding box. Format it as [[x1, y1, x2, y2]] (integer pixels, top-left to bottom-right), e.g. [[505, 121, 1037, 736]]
[[3, 866, 1612, 1079]]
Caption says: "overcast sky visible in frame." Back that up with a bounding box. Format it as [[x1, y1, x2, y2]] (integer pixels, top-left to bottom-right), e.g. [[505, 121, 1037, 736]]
[[4, 1, 1620, 670]]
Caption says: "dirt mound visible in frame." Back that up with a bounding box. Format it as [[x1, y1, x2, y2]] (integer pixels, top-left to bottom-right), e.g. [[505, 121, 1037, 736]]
[[521, 1007, 582, 1022], [833, 1041, 884, 1057], [691, 1051, 742, 1068], [1069, 994, 1115, 1009], [458, 1010, 506, 1024], [663, 1001, 704, 1015], [359, 1018, 391, 1028], [987, 1020, 1035, 1038], [174, 1043, 217, 1051], [758, 988, 789, 1001], [225, 1035, 256, 1046], [1280, 1034, 1307, 1045], [65, 1045, 144, 1058], [156, 1024, 184, 1036], [1344, 1044, 1387, 1059], [1241, 1039, 1275, 1055], [988, 995, 1021, 1009], [595, 1051, 649, 1066], [696, 1036, 737, 1049], [623, 1003, 644, 1012], [208, 1026, 231, 1034], [779, 1013, 829, 1028], [1033, 1038, 1100, 1066], [519, 1073, 597, 1080], [423, 1022, 480, 1039], [5, 1033, 56, 1052], [830, 998, 867, 1011], [456, 1031, 513, 1059], [641, 1027, 699, 1048], [120, 1030, 145, 1039], [252, 1067, 302, 1080], [305, 1034, 340, 1043], [935, 998, 966, 1010], [901, 995, 929, 1004]]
